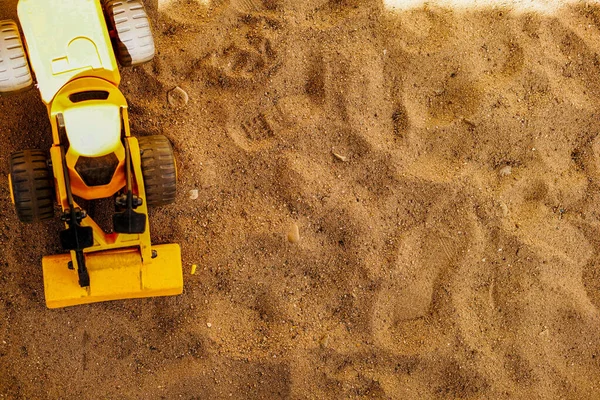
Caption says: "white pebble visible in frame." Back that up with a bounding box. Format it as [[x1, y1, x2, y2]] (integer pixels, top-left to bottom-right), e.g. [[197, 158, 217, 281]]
[[332, 152, 348, 162], [189, 189, 199, 200], [499, 165, 512, 177], [287, 223, 300, 243], [168, 86, 189, 107], [500, 202, 509, 217]]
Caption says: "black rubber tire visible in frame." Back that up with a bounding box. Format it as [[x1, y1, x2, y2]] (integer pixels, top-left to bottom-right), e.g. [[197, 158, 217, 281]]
[[0, 20, 33, 94], [138, 135, 176, 207], [9, 150, 54, 223], [103, 0, 155, 67]]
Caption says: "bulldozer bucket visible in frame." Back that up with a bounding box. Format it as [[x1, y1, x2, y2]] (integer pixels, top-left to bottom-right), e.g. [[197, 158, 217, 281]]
[[42, 244, 183, 308]]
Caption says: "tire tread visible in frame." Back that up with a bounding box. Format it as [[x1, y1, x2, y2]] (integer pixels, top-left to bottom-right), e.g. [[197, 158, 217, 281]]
[[9, 150, 54, 223], [138, 136, 177, 207]]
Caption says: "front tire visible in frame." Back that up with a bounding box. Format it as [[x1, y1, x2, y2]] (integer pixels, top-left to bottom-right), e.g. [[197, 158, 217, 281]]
[[138, 135, 177, 207], [9, 150, 54, 223], [103, 0, 155, 66], [0, 20, 33, 94]]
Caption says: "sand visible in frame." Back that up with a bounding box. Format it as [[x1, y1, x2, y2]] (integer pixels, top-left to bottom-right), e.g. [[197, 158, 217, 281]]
[[2, 0, 600, 398]]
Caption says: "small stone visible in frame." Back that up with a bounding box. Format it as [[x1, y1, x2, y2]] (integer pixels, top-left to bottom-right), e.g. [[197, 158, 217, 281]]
[[207, 322, 212, 328], [189, 189, 199, 200], [319, 334, 330, 348], [500, 202, 509, 217], [332, 151, 347, 162], [499, 165, 512, 177], [168, 86, 189, 107], [461, 117, 477, 128], [287, 223, 300, 243]]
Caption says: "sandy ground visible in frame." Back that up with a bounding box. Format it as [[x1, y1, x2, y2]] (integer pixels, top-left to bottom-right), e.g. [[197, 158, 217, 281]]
[[2, 0, 600, 398]]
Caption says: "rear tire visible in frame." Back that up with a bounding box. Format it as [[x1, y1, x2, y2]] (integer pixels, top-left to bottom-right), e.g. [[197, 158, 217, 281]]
[[9, 150, 55, 223], [103, 0, 155, 66], [138, 135, 176, 207], [0, 20, 33, 94]]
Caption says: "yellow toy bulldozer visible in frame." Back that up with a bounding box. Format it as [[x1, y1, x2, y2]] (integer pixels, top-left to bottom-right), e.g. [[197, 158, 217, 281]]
[[1, 0, 183, 308]]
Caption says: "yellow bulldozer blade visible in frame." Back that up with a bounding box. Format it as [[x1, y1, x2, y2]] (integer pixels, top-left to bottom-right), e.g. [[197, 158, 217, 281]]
[[42, 244, 183, 308]]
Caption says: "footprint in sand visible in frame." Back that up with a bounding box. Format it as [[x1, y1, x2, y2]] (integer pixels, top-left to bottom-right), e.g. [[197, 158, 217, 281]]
[[385, 6, 455, 54], [537, 18, 600, 106], [371, 191, 480, 352], [427, 73, 482, 125], [203, 9, 281, 86], [242, 111, 276, 140], [478, 40, 525, 78], [227, 102, 288, 152], [463, 11, 526, 80]]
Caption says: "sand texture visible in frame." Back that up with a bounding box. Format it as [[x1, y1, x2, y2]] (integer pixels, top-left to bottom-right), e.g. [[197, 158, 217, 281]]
[[2, 0, 600, 398]]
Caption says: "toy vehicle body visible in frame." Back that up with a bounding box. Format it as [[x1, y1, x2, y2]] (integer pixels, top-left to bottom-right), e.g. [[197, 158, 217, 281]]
[[2, 0, 183, 308]]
